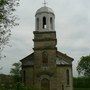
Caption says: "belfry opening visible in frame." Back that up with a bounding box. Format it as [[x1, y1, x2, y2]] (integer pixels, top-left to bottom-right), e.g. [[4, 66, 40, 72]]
[[43, 17, 46, 29]]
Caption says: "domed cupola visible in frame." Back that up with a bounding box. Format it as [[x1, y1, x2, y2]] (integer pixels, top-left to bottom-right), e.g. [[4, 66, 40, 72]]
[[36, 6, 54, 15], [35, 6, 55, 31]]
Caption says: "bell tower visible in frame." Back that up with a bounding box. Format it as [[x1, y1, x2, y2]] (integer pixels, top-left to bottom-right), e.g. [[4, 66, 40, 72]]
[[33, 6, 57, 90], [21, 3, 73, 90], [35, 6, 55, 31]]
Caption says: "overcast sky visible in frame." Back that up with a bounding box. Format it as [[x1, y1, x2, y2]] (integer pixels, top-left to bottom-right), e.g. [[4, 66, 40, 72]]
[[0, 0, 90, 77]]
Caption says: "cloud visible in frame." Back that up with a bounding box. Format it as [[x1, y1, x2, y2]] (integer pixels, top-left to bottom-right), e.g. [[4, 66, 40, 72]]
[[1, 0, 90, 77]]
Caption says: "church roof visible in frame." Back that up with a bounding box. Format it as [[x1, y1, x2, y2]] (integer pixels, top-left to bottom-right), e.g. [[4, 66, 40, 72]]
[[20, 53, 34, 62], [36, 6, 54, 15], [56, 51, 74, 66], [20, 51, 73, 67], [56, 51, 74, 60], [20, 53, 34, 66], [56, 57, 69, 65]]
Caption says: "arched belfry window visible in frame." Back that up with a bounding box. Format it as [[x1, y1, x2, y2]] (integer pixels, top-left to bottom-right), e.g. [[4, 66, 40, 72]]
[[41, 78, 50, 90], [43, 17, 46, 29], [50, 17, 53, 30], [36, 18, 39, 30], [66, 69, 70, 85], [42, 51, 48, 65]]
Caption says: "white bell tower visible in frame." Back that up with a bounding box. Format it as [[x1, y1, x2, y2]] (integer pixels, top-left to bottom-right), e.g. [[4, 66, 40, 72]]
[[35, 6, 55, 31]]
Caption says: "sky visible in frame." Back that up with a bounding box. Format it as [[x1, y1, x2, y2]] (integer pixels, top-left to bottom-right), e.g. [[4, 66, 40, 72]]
[[0, 0, 90, 77]]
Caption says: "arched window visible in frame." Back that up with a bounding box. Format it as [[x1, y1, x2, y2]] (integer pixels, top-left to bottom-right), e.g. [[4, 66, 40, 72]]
[[36, 18, 39, 30], [42, 51, 48, 65], [43, 17, 46, 29], [66, 69, 70, 85], [23, 71, 26, 85], [62, 85, 64, 90], [50, 17, 53, 30], [41, 78, 50, 90]]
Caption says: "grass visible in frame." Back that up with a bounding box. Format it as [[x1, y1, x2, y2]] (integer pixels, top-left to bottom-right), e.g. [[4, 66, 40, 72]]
[[74, 88, 90, 90]]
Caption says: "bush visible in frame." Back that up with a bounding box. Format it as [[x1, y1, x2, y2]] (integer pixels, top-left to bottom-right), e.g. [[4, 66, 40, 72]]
[[73, 77, 90, 88]]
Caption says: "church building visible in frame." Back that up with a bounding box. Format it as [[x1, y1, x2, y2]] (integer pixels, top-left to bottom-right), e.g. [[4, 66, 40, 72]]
[[21, 5, 74, 90]]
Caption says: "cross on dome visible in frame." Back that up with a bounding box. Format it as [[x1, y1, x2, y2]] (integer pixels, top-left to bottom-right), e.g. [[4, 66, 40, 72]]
[[43, 0, 47, 6]]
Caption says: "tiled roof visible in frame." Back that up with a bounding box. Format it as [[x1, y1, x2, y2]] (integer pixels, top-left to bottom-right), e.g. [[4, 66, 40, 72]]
[[57, 51, 74, 61], [20, 53, 34, 62], [20, 51, 73, 66], [56, 57, 69, 65], [20, 53, 34, 66]]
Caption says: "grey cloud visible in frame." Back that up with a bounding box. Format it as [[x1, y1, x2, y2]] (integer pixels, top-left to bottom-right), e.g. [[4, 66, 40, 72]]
[[1, 0, 90, 77]]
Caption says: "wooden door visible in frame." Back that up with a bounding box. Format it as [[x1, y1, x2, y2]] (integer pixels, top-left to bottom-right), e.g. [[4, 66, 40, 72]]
[[41, 78, 50, 90]]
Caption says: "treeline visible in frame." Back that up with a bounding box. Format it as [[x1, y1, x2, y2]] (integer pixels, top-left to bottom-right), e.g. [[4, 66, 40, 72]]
[[73, 77, 90, 88], [0, 74, 38, 90], [0, 63, 39, 90]]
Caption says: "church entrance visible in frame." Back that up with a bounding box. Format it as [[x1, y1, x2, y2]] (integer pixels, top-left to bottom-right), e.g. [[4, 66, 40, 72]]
[[41, 78, 50, 90]]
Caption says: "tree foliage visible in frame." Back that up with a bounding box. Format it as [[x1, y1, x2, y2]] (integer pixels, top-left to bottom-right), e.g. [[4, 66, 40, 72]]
[[0, 0, 19, 59], [10, 62, 21, 82], [77, 55, 90, 77], [73, 77, 90, 88]]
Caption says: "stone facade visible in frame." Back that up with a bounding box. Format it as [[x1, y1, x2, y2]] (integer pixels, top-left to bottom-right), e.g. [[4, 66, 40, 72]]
[[21, 6, 74, 90]]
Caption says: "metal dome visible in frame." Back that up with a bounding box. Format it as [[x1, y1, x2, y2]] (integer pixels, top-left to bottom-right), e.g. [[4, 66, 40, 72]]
[[36, 6, 54, 15]]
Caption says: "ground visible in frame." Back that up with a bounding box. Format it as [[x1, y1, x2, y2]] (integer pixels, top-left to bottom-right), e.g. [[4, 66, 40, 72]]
[[74, 88, 90, 90]]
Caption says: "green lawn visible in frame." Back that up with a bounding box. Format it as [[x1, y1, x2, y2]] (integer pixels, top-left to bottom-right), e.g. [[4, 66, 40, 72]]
[[74, 88, 90, 90]]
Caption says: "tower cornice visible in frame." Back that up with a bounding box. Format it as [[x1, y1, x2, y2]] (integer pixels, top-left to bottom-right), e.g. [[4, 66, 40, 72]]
[[33, 31, 56, 34]]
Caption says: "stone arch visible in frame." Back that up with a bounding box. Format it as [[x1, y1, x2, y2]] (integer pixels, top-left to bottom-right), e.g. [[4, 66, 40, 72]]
[[43, 17, 46, 29], [41, 78, 50, 90]]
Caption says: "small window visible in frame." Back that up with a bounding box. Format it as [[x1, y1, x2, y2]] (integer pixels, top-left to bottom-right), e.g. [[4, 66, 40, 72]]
[[66, 69, 70, 85], [42, 51, 48, 65], [50, 17, 53, 30], [43, 17, 46, 29], [36, 18, 39, 30]]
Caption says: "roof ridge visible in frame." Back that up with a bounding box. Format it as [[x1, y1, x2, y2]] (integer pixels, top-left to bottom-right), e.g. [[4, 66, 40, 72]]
[[57, 51, 74, 60], [20, 52, 34, 62]]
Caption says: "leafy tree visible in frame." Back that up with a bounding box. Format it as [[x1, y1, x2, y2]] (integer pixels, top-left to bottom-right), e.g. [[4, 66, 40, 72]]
[[73, 77, 90, 88], [10, 63, 40, 90], [0, 0, 19, 59], [77, 55, 90, 77], [10, 62, 21, 83], [0, 74, 14, 90]]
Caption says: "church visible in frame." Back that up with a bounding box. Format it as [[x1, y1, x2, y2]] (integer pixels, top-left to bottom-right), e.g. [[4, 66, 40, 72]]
[[21, 4, 74, 90]]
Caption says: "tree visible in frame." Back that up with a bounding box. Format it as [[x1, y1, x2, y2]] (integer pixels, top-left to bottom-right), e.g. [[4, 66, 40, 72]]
[[10, 63, 40, 90], [10, 62, 21, 82], [77, 55, 90, 77], [10, 63, 39, 90], [0, 0, 19, 59]]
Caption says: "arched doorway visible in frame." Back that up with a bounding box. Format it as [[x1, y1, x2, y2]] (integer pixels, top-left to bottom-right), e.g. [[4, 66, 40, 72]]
[[41, 78, 50, 90]]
